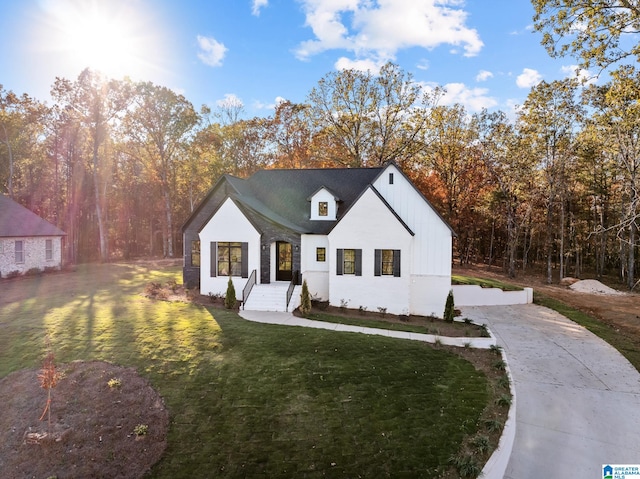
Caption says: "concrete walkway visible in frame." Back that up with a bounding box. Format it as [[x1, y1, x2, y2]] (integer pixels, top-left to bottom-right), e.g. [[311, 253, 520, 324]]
[[462, 304, 640, 479]]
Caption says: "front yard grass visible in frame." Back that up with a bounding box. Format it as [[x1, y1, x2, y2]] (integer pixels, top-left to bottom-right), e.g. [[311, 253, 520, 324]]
[[451, 275, 523, 291], [0, 263, 501, 478]]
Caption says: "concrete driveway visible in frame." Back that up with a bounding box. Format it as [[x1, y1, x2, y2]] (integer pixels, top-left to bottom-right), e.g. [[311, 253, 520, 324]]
[[462, 304, 640, 479]]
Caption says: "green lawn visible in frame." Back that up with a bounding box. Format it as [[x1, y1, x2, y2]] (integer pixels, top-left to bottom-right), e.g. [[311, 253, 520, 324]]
[[451, 275, 523, 291], [0, 263, 492, 478]]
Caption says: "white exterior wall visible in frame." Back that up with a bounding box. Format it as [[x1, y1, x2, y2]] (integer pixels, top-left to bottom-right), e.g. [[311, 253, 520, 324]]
[[452, 285, 534, 306], [328, 188, 412, 315], [199, 198, 261, 300], [0, 236, 63, 277], [300, 234, 330, 300], [372, 164, 452, 277], [410, 275, 452, 317]]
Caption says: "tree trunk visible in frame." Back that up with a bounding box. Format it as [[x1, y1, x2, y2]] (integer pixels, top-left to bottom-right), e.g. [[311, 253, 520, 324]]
[[629, 220, 636, 289], [559, 199, 565, 279], [92, 135, 108, 262], [0, 123, 14, 198]]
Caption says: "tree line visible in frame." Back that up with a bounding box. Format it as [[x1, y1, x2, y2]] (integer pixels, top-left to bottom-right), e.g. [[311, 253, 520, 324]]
[[2, 2, 639, 289]]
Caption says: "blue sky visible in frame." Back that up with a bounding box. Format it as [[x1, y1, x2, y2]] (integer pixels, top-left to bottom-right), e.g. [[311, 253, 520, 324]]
[[0, 0, 594, 119]]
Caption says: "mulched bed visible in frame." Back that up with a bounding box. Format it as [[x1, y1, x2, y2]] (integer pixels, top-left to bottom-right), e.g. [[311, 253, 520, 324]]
[[0, 361, 168, 479]]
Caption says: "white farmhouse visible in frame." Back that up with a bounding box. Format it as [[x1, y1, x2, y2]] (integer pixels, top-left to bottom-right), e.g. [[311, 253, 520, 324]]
[[182, 162, 454, 317], [0, 195, 66, 277]]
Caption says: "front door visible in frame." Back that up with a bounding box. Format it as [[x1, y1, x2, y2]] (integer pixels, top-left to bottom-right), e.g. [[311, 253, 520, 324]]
[[276, 241, 292, 281]]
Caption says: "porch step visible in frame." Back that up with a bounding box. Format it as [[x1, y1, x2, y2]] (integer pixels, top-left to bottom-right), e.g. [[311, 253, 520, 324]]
[[243, 283, 302, 312]]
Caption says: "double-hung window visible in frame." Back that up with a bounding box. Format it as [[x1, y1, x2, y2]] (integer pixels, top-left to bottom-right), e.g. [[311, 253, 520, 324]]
[[218, 242, 243, 276], [210, 242, 248, 278], [45, 239, 53, 261], [374, 249, 401, 277], [15, 240, 24, 264], [336, 249, 362, 276]]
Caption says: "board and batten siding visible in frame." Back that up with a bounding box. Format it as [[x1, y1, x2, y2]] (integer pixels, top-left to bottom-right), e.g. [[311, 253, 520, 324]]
[[373, 163, 452, 277], [328, 187, 412, 315], [199, 198, 261, 300]]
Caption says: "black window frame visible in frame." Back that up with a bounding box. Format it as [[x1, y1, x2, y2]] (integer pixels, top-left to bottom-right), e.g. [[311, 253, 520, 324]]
[[316, 247, 326, 262], [318, 201, 328, 217], [374, 249, 401, 277], [212, 241, 248, 278], [336, 248, 362, 276]]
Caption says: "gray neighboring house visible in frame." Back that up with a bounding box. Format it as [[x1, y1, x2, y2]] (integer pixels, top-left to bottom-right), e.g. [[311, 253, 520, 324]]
[[0, 195, 66, 277]]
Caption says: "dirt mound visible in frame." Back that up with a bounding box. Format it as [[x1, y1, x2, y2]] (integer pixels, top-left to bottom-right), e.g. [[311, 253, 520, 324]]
[[0, 361, 168, 479], [569, 279, 626, 295]]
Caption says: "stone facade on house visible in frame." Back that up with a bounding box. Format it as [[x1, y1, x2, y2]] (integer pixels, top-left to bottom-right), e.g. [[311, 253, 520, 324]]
[[0, 236, 63, 277]]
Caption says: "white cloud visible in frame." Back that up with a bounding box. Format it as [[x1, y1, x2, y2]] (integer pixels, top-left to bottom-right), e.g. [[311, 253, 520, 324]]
[[419, 81, 497, 112], [217, 93, 244, 109], [335, 56, 384, 73], [253, 96, 288, 111], [439, 82, 498, 112], [476, 70, 493, 82], [561, 64, 596, 85], [294, 0, 483, 64], [516, 68, 542, 88], [197, 35, 227, 67], [252, 0, 268, 16], [416, 59, 430, 71]]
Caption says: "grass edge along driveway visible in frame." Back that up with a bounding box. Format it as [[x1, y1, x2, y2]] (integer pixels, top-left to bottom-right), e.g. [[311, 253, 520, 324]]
[[0, 263, 497, 478]]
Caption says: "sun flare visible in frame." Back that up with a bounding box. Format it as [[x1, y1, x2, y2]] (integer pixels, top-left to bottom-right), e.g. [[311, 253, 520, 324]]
[[36, 0, 162, 81]]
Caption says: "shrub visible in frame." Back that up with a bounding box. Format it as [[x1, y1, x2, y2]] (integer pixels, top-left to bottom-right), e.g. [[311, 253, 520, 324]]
[[38, 340, 62, 432], [492, 359, 507, 371], [144, 282, 167, 299], [133, 424, 148, 437], [166, 279, 179, 293], [108, 378, 122, 389], [299, 279, 312, 316], [484, 418, 504, 433], [489, 344, 503, 356], [443, 290, 455, 322], [449, 453, 482, 477], [25, 267, 43, 276], [471, 434, 492, 454], [224, 277, 236, 309]]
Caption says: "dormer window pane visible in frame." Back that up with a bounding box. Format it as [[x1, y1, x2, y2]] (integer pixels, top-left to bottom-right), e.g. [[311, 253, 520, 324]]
[[318, 201, 328, 216]]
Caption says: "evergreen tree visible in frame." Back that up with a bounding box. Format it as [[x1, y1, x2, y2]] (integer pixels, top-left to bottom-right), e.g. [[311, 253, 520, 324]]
[[299, 279, 311, 316], [224, 277, 236, 309], [443, 290, 455, 322]]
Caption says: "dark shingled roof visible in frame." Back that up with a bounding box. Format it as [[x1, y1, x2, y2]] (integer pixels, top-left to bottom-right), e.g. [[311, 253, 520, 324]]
[[0, 195, 66, 237], [223, 167, 384, 235]]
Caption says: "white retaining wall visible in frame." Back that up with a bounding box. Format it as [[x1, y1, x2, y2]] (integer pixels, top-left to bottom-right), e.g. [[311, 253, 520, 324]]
[[452, 285, 533, 306]]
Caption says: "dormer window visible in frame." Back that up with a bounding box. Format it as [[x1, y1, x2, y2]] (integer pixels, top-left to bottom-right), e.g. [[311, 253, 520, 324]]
[[309, 187, 339, 221]]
